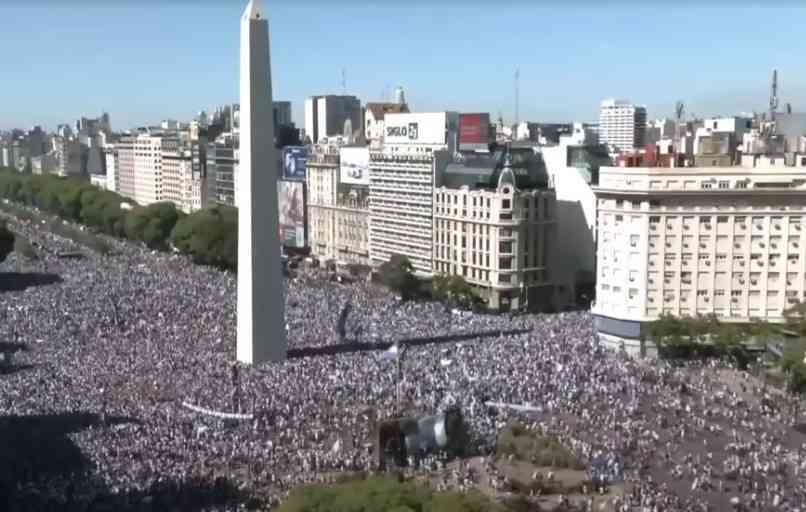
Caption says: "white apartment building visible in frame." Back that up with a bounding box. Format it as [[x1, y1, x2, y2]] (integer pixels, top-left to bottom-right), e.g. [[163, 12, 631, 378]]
[[368, 112, 458, 274], [433, 155, 556, 312], [306, 144, 370, 265], [369, 151, 450, 274], [116, 137, 136, 200], [133, 134, 164, 205], [598, 99, 647, 151], [593, 166, 806, 354], [693, 116, 752, 155], [103, 144, 118, 192]]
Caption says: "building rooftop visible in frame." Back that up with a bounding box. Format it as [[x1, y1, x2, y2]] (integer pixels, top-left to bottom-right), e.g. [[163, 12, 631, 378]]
[[366, 102, 408, 121], [441, 147, 549, 190]]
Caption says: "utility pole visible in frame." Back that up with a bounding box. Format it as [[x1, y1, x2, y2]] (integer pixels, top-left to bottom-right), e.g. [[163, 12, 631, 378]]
[[514, 67, 520, 133], [395, 344, 406, 415], [770, 69, 779, 123], [674, 101, 684, 168]]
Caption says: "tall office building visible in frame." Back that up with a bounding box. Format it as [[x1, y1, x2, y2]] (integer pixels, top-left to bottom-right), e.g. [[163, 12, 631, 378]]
[[368, 112, 458, 274], [207, 134, 238, 206], [53, 137, 83, 177], [592, 165, 806, 354], [116, 137, 136, 199], [304, 95, 361, 144], [273, 101, 292, 127], [599, 99, 647, 150], [133, 134, 164, 205]]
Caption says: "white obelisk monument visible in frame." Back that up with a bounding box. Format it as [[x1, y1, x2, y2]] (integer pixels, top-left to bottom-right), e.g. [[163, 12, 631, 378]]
[[237, 0, 286, 364]]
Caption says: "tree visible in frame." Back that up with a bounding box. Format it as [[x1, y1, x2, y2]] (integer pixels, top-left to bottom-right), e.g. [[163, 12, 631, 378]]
[[0, 221, 14, 263], [432, 274, 477, 309], [787, 361, 806, 425], [378, 254, 419, 300], [125, 202, 183, 250], [276, 476, 504, 512], [170, 205, 238, 271], [784, 301, 806, 337]]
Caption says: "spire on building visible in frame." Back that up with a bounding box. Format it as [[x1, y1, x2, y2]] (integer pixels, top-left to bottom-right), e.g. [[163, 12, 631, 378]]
[[497, 143, 517, 191]]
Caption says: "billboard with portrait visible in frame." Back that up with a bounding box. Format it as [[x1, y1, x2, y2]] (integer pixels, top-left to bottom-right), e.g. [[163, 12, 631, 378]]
[[282, 146, 307, 181], [339, 146, 370, 186], [277, 180, 306, 248]]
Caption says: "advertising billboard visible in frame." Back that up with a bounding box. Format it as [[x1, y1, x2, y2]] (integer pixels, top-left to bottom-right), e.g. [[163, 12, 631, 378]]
[[339, 146, 370, 186], [282, 146, 307, 181], [384, 112, 453, 145], [458, 113, 491, 150], [277, 180, 306, 248]]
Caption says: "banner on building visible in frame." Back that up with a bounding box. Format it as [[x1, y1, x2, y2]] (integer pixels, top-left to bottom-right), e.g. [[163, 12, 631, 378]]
[[459, 113, 491, 151], [339, 146, 370, 186], [383, 112, 454, 145], [282, 146, 307, 181], [277, 180, 306, 248]]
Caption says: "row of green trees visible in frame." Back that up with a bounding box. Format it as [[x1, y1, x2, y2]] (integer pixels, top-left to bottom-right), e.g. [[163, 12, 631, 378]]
[[647, 313, 777, 351], [0, 168, 237, 271], [647, 310, 806, 400], [377, 254, 479, 308]]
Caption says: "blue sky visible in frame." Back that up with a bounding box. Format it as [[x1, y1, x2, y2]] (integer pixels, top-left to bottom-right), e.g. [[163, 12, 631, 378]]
[[2, 1, 805, 131]]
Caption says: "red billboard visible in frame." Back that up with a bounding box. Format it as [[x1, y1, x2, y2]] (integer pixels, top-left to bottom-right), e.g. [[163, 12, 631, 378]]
[[459, 113, 490, 150]]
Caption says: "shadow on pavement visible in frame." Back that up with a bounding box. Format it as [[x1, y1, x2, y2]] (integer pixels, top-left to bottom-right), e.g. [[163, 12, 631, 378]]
[[0, 411, 265, 511], [0, 272, 62, 292]]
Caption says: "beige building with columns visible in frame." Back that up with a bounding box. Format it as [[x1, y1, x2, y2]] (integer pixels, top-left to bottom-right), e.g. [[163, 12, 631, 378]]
[[433, 152, 557, 312], [306, 144, 370, 265]]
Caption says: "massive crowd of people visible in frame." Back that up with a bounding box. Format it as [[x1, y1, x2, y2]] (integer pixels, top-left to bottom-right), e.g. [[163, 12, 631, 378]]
[[1, 211, 806, 511]]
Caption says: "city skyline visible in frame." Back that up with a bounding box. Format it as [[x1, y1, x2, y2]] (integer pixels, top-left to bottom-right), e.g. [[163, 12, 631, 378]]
[[2, 2, 806, 131]]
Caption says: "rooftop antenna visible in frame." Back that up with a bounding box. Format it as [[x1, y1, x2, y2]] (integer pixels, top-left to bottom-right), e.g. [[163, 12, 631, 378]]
[[674, 101, 684, 167], [341, 68, 346, 94], [770, 69, 779, 122], [514, 67, 520, 129]]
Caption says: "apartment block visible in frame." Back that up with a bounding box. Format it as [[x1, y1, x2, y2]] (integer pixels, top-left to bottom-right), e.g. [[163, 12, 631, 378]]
[[116, 137, 136, 200], [593, 166, 806, 353], [133, 134, 164, 205], [599, 99, 647, 151], [161, 139, 207, 214]]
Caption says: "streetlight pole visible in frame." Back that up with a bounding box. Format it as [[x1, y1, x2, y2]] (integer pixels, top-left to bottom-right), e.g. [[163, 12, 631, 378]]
[[396, 344, 406, 415]]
